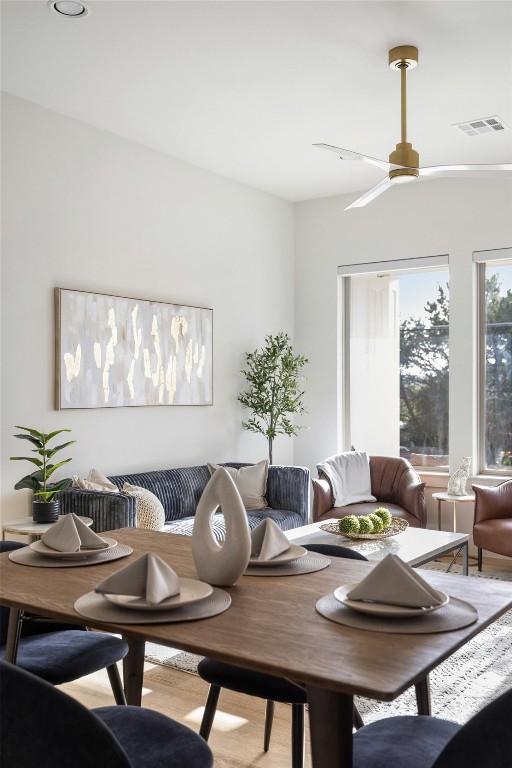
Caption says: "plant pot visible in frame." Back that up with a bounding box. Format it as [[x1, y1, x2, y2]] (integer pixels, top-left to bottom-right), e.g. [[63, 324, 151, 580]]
[[32, 499, 60, 524]]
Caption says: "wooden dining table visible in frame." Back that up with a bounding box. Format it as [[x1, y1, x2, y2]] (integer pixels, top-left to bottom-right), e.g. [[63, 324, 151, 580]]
[[2, 527, 512, 768]]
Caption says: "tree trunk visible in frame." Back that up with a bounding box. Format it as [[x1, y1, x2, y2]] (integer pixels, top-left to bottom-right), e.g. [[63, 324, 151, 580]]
[[268, 438, 273, 465]]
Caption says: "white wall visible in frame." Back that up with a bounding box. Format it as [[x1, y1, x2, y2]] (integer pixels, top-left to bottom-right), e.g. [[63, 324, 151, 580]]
[[1, 94, 295, 522], [294, 178, 512, 480]]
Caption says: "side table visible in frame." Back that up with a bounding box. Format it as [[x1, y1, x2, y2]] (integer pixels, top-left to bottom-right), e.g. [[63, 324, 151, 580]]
[[432, 492, 475, 532], [2, 515, 93, 544]]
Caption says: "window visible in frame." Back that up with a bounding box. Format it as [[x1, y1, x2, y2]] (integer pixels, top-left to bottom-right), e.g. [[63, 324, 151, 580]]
[[478, 251, 512, 472], [340, 257, 449, 471]]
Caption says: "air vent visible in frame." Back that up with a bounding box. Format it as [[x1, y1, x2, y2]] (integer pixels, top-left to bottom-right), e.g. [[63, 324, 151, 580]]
[[453, 116, 507, 137]]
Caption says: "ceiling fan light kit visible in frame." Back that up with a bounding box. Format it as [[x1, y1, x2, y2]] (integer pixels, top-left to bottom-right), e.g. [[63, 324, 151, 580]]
[[314, 43, 511, 209]]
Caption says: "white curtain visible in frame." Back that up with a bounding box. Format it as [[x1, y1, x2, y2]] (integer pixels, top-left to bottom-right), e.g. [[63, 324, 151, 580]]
[[349, 275, 400, 456]]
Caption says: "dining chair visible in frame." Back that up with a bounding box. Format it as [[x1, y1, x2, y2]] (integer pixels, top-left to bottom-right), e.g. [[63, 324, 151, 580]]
[[0, 660, 213, 768], [197, 542, 434, 767], [0, 540, 127, 702], [197, 543, 368, 768], [352, 687, 512, 768]]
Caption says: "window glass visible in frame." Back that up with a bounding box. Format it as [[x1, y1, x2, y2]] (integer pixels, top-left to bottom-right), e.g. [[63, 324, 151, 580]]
[[483, 263, 512, 470]]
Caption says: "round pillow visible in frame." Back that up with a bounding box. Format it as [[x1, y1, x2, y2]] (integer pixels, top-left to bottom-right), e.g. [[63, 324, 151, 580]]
[[122, 483, 165, 531]]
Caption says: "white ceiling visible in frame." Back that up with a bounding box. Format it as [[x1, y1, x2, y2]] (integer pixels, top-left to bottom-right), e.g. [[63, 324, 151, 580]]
[[2, 1, 512, 201]]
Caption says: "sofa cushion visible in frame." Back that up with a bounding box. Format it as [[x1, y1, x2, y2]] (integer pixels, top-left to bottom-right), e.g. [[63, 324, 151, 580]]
[[208, 460, 268, 510], [165, 508, 304, 542], [473, 518, 512, 555], [317, 502, 420, 528]]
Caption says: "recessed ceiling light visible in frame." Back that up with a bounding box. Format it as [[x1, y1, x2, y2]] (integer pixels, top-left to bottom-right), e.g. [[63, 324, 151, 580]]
[[48, 0, 89, 18]]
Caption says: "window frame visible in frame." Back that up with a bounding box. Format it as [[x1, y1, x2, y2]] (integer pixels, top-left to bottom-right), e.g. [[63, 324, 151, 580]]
[[476, 248, 512, 475], [337, 254, 450, 469]]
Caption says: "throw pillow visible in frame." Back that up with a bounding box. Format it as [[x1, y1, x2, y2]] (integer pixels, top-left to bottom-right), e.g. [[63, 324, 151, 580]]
[[207, 460, 268, 510], [123, 483, 166, 531], [72, 468, 119, 493]]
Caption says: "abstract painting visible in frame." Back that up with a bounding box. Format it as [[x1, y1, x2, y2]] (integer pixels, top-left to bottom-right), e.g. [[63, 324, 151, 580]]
[[55, 288, 212, 408]]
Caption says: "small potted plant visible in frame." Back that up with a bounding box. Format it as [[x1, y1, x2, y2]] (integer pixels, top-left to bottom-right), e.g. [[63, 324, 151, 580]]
[[10, 426, 75, 523]]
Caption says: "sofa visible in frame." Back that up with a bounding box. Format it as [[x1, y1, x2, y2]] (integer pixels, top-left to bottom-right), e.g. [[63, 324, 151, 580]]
[[60, 463, 310, 539], [312, 455, 426, 528]]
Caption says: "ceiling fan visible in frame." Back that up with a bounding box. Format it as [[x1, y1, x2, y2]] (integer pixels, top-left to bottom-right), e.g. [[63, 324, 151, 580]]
[[314, 45, 512, 210]]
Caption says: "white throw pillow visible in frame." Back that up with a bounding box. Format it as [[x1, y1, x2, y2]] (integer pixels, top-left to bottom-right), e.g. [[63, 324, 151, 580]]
[[123, 483, 166, 531], [207, 460, 268, 510], [317, 451, 376, 508], [72, 468, 119, 493]]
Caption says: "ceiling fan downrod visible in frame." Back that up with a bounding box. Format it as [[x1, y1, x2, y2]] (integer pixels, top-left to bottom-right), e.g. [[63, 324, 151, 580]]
[[388, 45, 419, 182]]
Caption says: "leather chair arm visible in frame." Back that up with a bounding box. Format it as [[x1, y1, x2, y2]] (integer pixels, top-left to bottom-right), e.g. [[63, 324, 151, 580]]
[[395, 475, 427, 527], [473, 480, 512, 523], [312, 477, 333, 522]]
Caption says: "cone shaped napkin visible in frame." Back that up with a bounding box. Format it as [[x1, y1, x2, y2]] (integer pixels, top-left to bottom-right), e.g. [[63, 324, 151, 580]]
[[42, 513, 108, 552], [251, 518, 291, 561], [346, 554, 445, 609], [95, 553, 181, 605]]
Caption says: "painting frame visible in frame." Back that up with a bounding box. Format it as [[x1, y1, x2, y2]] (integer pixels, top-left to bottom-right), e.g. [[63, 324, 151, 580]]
[[55, 287, 213, 410]]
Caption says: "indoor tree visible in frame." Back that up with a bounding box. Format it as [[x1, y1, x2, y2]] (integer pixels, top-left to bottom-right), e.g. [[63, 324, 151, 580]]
[[238, 333, 308, 464]]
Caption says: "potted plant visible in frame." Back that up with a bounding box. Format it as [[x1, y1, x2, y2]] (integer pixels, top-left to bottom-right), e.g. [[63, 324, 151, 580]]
[[10, 426, 75, 523], [238, 333, 308, 464]]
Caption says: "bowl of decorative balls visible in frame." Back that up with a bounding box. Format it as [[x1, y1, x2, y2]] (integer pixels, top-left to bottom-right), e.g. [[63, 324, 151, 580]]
[[320, 508, 409, 540]]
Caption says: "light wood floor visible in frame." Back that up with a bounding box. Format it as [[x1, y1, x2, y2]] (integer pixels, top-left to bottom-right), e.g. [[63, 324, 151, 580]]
[[61, 661, 312, 768]]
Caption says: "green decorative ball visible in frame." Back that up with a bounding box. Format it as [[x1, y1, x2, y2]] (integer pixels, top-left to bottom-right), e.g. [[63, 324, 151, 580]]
[[374, 507, 393, 528], [338, 515, 360, 535], [368, 513, 384, 533], [358, 516, 374, 534]]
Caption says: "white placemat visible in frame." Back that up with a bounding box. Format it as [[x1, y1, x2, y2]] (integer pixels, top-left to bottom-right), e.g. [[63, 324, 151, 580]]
[[316, 593, 478, 634], [245, 553, 330, 576], [8, 543, 133, 568], [74, 587, 231, 624]]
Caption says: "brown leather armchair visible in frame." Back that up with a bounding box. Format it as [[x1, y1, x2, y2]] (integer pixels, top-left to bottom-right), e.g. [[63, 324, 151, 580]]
[[472, 480, 512, 570], [312, 456, 426, 528]]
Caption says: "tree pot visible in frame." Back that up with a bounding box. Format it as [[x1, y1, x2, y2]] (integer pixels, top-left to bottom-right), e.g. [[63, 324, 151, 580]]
[[32, 499, 60, 523]]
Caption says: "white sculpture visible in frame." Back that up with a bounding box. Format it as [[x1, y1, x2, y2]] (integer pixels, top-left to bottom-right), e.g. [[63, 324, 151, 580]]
[[447, 457, 472, 496], [192, 468, 251, 586]]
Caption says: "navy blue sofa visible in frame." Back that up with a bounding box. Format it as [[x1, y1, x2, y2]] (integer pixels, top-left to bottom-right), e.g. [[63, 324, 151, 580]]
[[60, 463, 310, 539]]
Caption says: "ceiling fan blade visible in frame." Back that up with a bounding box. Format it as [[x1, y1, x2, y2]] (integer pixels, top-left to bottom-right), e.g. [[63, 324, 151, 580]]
[[313, 143, 397, 172], [420, 163, 512, 179], [345, 177, 394, 210]]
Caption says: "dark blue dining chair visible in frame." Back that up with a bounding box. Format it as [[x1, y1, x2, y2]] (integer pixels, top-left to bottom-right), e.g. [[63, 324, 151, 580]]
[[197, 542, 368, 768], [353, 687, 512, 767], [0, 540, 127, 702], [0, 660, 213, 768]]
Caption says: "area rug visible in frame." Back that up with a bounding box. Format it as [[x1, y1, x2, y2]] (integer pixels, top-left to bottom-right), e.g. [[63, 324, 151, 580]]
[[145, 563, 512, 725]]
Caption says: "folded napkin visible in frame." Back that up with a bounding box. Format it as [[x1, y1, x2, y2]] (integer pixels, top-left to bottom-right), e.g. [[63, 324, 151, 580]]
[[251, 518, 291, 561], [95, 553, 181, 605], [42, 513, 108, 553], [347, 554, 445, 609]]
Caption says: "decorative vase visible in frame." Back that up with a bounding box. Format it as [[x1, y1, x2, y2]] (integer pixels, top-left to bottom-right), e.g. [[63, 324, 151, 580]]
[[192, 468, 251, 586], [447, 457, 472, 496], [32, 499, 60, 523]]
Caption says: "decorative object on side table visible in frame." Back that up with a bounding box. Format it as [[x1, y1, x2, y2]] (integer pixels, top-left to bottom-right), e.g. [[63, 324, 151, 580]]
[[447, 456, 472, 496], [238, 332, 308, 463], [192, 468, 251, 586], [10, 426, 75, 523]]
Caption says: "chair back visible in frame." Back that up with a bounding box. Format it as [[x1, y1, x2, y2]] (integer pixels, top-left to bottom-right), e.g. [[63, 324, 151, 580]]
[[0, 660, 131, 768], [0, 542, 25, 645], [433, 688, 512, 768], [305, 543, 367, 561]]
